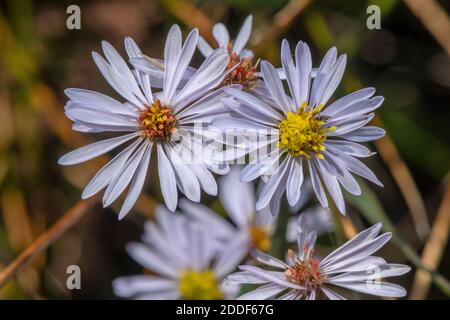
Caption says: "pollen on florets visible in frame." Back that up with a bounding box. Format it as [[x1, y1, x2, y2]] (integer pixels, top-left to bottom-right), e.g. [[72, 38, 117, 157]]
[[178, 270, 223, 300], [249, 225, 271, 252], [139, 100, 177, 141], [278, 102, 336, 159], [284, 249, 325, 290], [222, 43, 257, 89]]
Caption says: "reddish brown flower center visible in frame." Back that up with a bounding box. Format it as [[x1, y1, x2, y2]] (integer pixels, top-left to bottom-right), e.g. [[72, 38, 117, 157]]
[[139, 100, 177, 141], [284, 249, 325, 289], [222, 43, 257, 89]]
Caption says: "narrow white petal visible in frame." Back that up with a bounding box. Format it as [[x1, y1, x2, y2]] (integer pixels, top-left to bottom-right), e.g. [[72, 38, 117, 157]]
[[224, 87, 282, 122], [340, 126, 385, 142], [237, 283, 285, 300], [219, 165, 255, 228], [315, 158, 346, 215], [323, 87, 376, 116], [92, 52, 143, 107], [197, 36, 214, 57], [224, 271, 270, 285], [250, 249, 289, 269], [164, 28, 199, 103], [172, 49, 229, 109], [317, 54, 347, 106], [325, 140, 373, 158], [179, 198, 235, 239], [214, 232, 250, 278], [81, 138, 141, 199], [320, 223, 382, 268], [65, 104, 138, 128], [58, 132, 138, 165], [321, 233, 392, 270], [307, 159, 328, 208], [281, 40, 300, 107], [112, 275, 175, 298], [157, 144, 178, 211], [163, 25, 182, 102], [256, 158, 290, 211], [329, 280, 407, 298], [261, 60, 290, 114], [165, 145, 200, 203], [124, 37, 142, 58], [103, 142, 148, 207], [320, 286, 347, 300], [191, 164, 218, 196], [286, 159, 303, 207], [65, 88, 137, 116], [126, 242, 178, 278], [233, 15, 252, 54], [101, 41, 146, 103], [331, 96, 384, 121], [309, 47, 337, 106], [212, 23, 229, 47], [295, 41, 312, 104], [118, 143, 152, 219], [239, 265, 305, 290]]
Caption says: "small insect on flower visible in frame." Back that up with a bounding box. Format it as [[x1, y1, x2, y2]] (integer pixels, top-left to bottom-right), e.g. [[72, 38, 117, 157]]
[[224, 214, 410, 300], [180, 165, 276, 258], [112, 206, 241, 300], [58, 26, 233, 218], [197, 15, 258, 89], [213, 40, 386, 215]]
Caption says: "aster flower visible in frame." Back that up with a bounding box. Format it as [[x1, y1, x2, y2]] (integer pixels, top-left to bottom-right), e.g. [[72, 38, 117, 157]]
[[198, 15, 254, 59], [213, 40, 385, 214], [197, 15, 258, 89], [112, 206, 240, 300], [58, 26, 232, 218], [180, 165, 276, 258], [130, 16, 256, 90], [224, 214, 410, 300]]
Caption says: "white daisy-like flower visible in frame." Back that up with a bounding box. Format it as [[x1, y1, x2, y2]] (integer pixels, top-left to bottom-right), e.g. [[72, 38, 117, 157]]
[[198, 15, 254, 59], [130, 15, 256, 91], [197, 15, 259, 90], [58, 26, 233, 218], [112, 206, 240, 300], [179, 165, 276, 258], [224, 214, 410, 300], [213, 40, 385, 215]]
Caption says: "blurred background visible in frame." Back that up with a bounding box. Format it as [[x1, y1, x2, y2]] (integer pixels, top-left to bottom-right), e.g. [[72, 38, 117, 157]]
[[0, 0, 449, 299]]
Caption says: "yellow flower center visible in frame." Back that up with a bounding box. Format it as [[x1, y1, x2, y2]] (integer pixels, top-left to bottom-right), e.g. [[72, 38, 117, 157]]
[[278, 103, 335, 159], [178, 270, 223, 300], [284, 249, 325, 290], [139, 99, 177, 141], [249, 225, 271, 252]]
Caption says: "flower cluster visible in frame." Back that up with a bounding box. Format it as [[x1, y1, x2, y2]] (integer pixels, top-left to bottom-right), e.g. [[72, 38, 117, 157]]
[[59, 15, 410, 300]]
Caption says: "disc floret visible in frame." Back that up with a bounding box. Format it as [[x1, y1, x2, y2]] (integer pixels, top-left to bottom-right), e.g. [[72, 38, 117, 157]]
[[139, 100, 177, 141], [284, 248, 325, 291], [178, 270, 223, 300], [222, 43, 257, 88], [278, 103, 336, 159]]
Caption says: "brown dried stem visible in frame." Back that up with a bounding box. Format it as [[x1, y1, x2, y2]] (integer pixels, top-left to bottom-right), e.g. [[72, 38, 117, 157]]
[[403, 0, 450, 56], [409, 179, 450, 299], [251, 0, 312, 55], [0, 197, 98, 288], [372, 115, 430, 240]]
